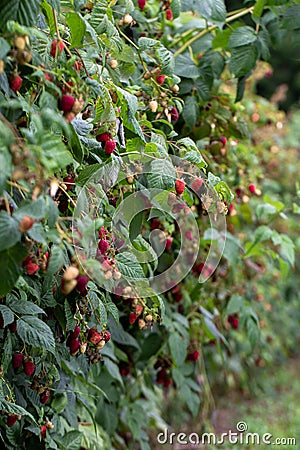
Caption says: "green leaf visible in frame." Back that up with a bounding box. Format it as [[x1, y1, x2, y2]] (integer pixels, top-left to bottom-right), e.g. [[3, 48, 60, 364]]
[[51, 393, 68, 414], [182, 96, 199, 129], [140, 333, 162, 360], [41, 0, 56, 35], [7, 297, 45, 316], [212, 27, 234, 50], [0, 305, 14, 326], [27, 223, 47, 244], [147, 159, 176, 190], [129, 211, 144, 241], [196, 0, 226, 28], [0, 146, 12, 194], [0, 0, 42, 30], [181, 384, 200, 417], [2, 333, 12, 372], [77, 163, 103, 186], [229, 44, 258, 78], [235, 74, 249, 103], [279, 235, 295, 267], [0, 243, 27, 296], [106, 302, 119, 325], [60, 431, 83, 450], [17, 315, 56, 354], [47, 245, 65, 277], [115, 252, 145, 279], [174, 54, 200, 79], [66, 12, 86, 47], [171, 0, 181, 19], [246, 318, 260, 349], [67, 123, 84, 164], [13, 197, 47, 220], [226, 295, 244, 315], [0, 398, 36, 423], [104, 358, 124, 385], [0, 211, 20, 251], [222, 232, 241, 266], [87, 290, 108, 328], [282, 5, 300, 31], [0, 37, 10, 59], [253, 0, 266, 20], [168, 333, 188, 366], [228, 27, 257, 48], [254, 225, 273, 243], [64, 300, 75, 331], [38, 133, 73, 173]]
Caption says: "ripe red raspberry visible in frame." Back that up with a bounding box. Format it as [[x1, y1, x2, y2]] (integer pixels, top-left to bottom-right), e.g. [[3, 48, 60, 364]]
[[50, 40, 64, 57], [175, 179, 185, 195], [88, 328, 102, 345], [156, 74, 165, 84], [265, 69, 273, 78], [69, 339, 80, 355], [129, 312, 138, 324], [24, 360, 35, 376], [138, 0, 146, 9], [64, 176, 74, 190], [170, 107, 179, 121], [101, 329, 111, 343], [70, 325, 81, 340], [135, 305, 143, 316], [105, 140, 116, 155], [166, 9, 173, 20], [232, 317, 239, 329], [44, 73, 52, 82], [150, 218, 161, 230], [76, 275, 89, 296], [156, 368, 167, 384], [248, 184, 256, 194], [187, 350, 200, 362], [98, 239, 109, 254], [59, 94, 75, 113], [220, 136, 227, 146], [12, 353, 24, 370], [96, 132, 111, 142], [228, 314, 239, 329], [7, 414, 18, 427], [10, 75, 23, 92], [185, 230, 192, 240], [41, 425, 47, 439], [9, 321, 17, 332], [164, 378, 172, 388], [73, 61, 83, 72], [40, 390, 51, 404], [165, 237, 172, 250], [18, 216, 34, 233], [235, 188, 242, 198], [173, 292, 183, 302], [119, 363, 130, 377], [191, 178, 203, 192], [26, 261, 39, 276]]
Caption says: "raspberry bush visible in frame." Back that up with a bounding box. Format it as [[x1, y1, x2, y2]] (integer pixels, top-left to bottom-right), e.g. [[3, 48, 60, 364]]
[[0, 0, 299, 449]]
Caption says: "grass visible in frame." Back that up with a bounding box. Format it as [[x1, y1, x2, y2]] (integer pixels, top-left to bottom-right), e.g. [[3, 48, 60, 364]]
[[214, 356, 300, 449]]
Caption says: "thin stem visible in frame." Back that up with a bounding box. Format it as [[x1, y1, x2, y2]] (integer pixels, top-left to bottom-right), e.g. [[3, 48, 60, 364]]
[[174, 7, 254, 57], [74, 47, 91, 78]]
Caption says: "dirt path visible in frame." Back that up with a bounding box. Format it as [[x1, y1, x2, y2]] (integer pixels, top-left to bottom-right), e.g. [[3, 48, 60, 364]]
[[152, 355, 300, 449]]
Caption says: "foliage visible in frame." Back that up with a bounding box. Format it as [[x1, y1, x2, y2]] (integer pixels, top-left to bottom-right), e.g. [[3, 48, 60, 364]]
[[0, 1, 299, 449]]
